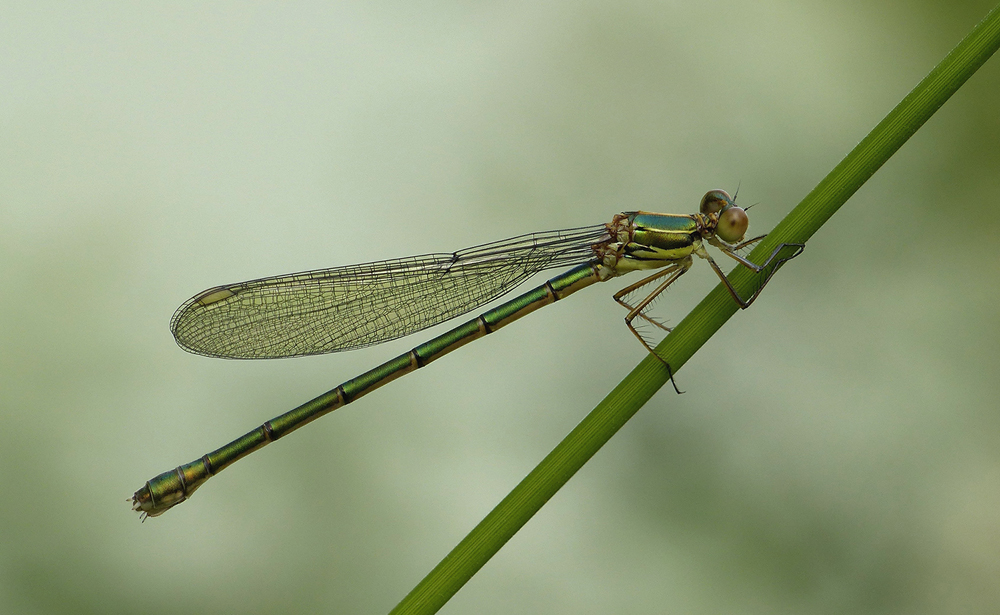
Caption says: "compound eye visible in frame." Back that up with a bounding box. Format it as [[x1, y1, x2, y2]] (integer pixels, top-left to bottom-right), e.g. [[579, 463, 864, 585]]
[[700, 190, 734, 214], [717, 206, 749, 243]]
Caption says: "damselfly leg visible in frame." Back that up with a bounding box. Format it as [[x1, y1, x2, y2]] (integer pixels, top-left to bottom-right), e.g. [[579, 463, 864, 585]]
[[612, 261, 692, 394], [613, 260, 690, 347], [703, 240, 806, 308], [611, 239, 804, 394]]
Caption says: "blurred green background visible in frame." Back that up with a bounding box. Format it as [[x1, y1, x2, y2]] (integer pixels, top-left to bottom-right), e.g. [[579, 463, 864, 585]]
[[2, 2, 999, 613]]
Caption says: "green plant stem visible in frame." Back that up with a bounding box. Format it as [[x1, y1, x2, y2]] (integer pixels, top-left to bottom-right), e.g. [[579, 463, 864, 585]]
[[390, 6, 1000, 614]]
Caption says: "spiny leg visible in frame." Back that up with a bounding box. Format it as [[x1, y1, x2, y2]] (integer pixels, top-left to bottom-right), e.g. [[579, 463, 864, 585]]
[[732, 233, 767, 252], [615, 260, 692, 394], [613, 263, 686, 331]]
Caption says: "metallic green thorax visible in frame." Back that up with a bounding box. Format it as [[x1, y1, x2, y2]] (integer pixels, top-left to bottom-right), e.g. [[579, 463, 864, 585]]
[[618, 213, 700, 270]]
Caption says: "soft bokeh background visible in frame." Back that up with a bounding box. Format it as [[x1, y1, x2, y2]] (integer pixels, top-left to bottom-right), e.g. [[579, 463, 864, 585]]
[[2, 2, 999, 613]]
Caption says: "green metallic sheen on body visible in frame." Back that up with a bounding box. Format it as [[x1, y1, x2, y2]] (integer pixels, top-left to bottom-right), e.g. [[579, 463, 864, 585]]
[[267, 388, 344, 437], [414, 319, 486, 365], [133, 459, 210, 515], [206, 427, 268, 470], [342, 353, 417, 402], [482, 284, 553, 330], [132, 263, 605, 517], [548, 262, 604, 295], [625, 213, 699, 263]]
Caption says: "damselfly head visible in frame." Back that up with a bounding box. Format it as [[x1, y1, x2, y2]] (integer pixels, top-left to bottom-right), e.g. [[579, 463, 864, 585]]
[[700, 189, 749, 243]]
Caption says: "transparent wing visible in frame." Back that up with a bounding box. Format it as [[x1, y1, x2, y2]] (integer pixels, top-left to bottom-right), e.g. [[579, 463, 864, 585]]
[[171, 225, 610, 358]]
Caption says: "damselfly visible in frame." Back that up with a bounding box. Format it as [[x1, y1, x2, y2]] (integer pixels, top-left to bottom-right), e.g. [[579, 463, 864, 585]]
[[132, 190, 803, 519]]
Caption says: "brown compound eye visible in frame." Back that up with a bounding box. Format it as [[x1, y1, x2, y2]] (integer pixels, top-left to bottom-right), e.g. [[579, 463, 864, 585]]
[[717, 206, 748, 243], [700, 189, 734, 214]]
